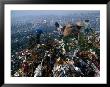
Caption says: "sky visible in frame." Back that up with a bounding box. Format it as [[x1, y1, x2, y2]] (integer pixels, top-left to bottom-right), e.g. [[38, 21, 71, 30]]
[[11, 10, 100, 17]]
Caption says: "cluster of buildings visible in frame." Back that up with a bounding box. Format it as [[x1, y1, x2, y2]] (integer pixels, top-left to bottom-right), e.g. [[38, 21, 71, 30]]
[[11, 15, 100, 77]]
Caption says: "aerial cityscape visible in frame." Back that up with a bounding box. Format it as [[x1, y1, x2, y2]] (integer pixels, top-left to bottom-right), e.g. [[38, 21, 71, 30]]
[[11, 10, 100, 77]]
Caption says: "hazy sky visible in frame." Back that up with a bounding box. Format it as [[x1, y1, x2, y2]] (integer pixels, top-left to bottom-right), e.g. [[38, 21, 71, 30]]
[[11, 10, 100, 17]]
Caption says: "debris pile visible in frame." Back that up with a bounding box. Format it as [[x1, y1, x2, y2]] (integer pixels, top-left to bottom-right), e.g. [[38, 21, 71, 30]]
[[11, 20, 100, 77]]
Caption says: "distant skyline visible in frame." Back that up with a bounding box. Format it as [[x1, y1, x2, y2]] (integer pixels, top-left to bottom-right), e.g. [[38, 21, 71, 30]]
[[11, 10, 100, 17]]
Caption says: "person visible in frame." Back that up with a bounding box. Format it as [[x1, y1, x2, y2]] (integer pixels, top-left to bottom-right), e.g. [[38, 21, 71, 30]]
[[22, 60, 29, 76], [83, 19, 93, 35], [75, 21, 84, 40], [55, 22, 60, 28], [55, 22, 63, 38], [35, 28, 43, 44]]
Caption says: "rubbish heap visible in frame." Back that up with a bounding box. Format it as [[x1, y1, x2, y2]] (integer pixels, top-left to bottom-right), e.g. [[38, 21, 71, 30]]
[[11, 20, 100, 77]]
